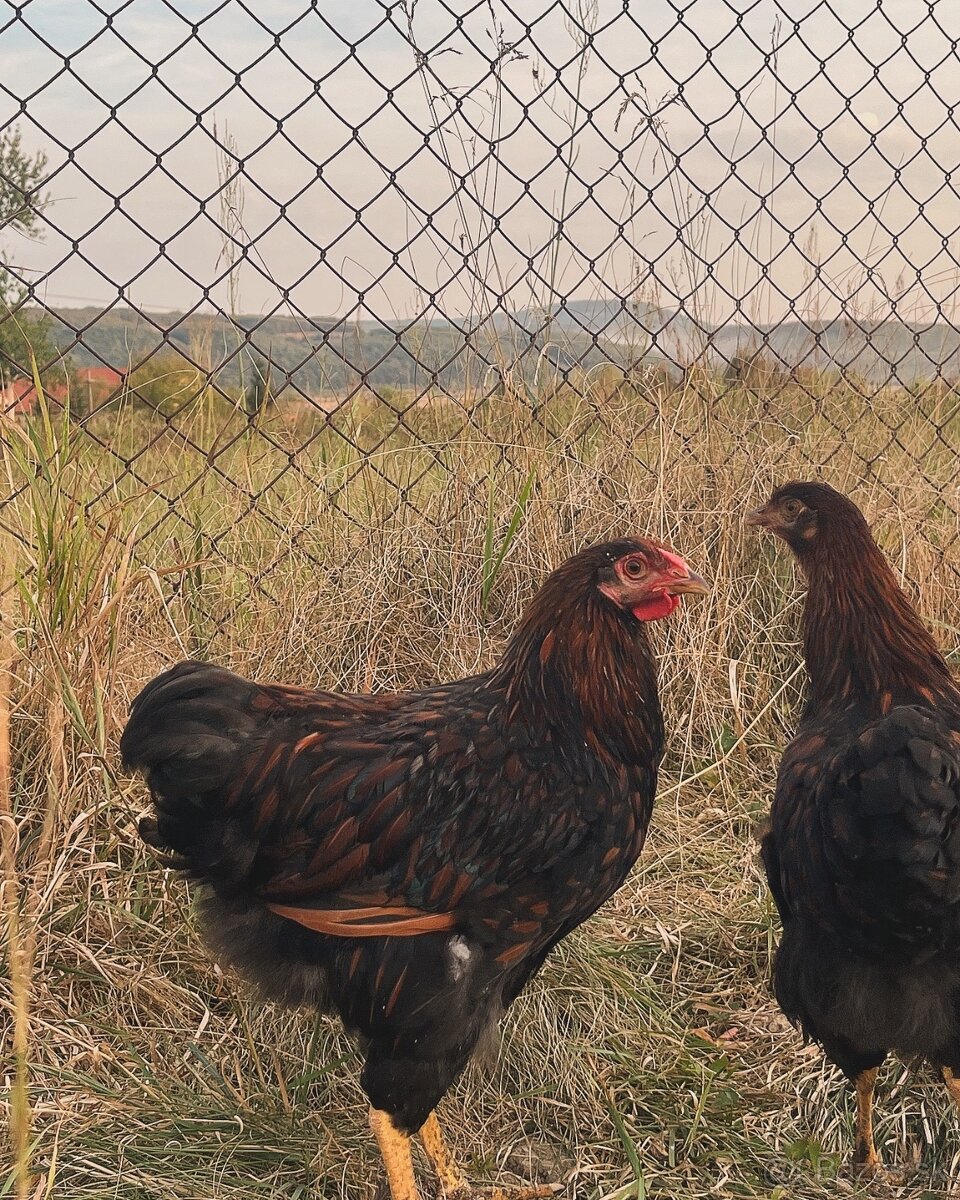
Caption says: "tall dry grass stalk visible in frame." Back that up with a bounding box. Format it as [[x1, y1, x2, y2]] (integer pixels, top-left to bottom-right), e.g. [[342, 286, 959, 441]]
[[1, 612, 31, 1200]]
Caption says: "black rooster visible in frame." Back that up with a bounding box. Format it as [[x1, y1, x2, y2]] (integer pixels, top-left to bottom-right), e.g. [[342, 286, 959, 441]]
[[748, 481, 960, 1173], [121, 537, 708, 1200]]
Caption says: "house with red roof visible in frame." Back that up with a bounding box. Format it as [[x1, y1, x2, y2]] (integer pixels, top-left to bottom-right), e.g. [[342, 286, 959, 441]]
[[0, 365, 124, 417]]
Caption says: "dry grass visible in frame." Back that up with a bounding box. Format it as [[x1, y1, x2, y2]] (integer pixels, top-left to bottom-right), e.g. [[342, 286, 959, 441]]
[[4, 372, 960, 1199]]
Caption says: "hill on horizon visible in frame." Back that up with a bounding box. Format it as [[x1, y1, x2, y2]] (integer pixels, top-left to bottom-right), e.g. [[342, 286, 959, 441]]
[[29, 302, 960, 391]]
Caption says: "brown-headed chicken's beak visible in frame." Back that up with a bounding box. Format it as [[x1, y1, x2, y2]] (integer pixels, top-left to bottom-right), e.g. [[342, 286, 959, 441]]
[[744, 506, 769, 529]]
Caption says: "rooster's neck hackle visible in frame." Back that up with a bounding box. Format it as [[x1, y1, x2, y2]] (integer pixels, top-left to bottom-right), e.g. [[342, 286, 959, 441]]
[[799, 521, 959, 714], [493, 565, 663, 766]]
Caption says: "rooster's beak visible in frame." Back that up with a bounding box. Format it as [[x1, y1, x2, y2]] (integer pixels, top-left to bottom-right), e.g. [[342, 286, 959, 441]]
[[654, 549, 710, 596], [744, 506, 769, 529], [663, 569, 710, 597]]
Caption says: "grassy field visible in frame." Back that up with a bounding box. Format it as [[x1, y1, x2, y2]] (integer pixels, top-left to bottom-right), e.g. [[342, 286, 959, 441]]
[[5, 370, 960, 1200]]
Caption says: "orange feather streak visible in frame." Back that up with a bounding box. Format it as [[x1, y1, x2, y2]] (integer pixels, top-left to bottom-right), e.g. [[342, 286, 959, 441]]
[[266, 901, 457, 937]]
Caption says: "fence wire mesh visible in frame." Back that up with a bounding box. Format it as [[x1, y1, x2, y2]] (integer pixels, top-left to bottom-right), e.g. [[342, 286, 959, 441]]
[[2, 0, 960, 640]]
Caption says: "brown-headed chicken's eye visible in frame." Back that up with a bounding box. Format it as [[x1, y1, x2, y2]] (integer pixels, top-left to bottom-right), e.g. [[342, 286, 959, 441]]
[[782, 499, 802, 518], [623, 557, 645, 578]]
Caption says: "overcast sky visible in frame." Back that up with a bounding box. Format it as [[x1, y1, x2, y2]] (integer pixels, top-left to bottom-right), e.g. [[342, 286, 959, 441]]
[[1, 0, 958, 327]]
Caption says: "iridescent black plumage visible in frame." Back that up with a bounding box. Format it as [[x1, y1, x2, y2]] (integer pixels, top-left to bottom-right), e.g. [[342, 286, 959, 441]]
[[121, 538, 703, 1166], [750, 482, 960, 1170]]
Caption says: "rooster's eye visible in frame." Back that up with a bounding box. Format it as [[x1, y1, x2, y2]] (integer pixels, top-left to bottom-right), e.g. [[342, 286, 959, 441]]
[[783, 499, 802, 518], [623, 558, 645, 578]]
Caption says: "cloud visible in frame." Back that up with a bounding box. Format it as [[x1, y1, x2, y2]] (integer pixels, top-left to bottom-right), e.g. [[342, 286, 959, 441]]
[[3, 0, 957, 325]]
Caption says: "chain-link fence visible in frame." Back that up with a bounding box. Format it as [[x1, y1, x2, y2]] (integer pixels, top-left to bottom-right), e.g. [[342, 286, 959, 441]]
[[3, 0, 960, 634]]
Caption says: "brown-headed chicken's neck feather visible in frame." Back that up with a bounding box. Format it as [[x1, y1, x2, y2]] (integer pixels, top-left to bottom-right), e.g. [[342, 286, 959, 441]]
[[797, 513, 958, 712]]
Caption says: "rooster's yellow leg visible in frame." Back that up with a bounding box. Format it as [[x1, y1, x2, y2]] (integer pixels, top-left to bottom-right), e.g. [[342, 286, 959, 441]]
[[418, 1112, 559, 1199], [370, 1107, 420, 1200], [943, 1066, 960, 1110], [853, 1067, 881, 1173], [419, 1112, 468, 1196]]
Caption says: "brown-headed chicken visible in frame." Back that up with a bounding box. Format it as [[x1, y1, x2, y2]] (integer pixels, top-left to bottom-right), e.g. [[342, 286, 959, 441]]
[[750, 482, 960, 1174]]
